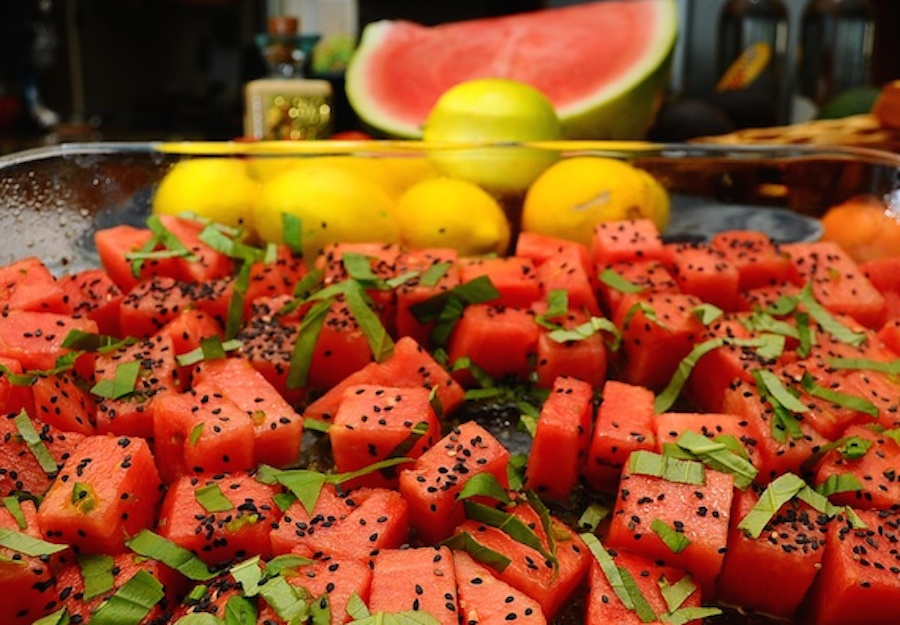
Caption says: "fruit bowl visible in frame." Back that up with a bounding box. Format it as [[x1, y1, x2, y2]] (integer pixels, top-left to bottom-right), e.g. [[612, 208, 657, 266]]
[[1, 140, 898, 274]]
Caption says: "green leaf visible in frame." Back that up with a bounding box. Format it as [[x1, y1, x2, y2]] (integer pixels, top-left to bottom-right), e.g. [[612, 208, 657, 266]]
[[266, 554, 315, 577], [310, 593, 331, 625], [661, 607, 724, 625], [125, 530, 215, 580], [14, 410, 59, 474], [419, 261, 452, 288], [546, 316, 621, 351], [462, 501, 552, 563], [443, 531, 511, 573], [0, 362, 38, 386], [598, 268, 645, 294], [658, 575, 698, 613], [286, 298, 331, 389], [451, 356, 496, 390], [800, 372, 880, 418], [71, 482, 96, 513], [692, 304, 724, 326], [628, 451, 706, 486], [798, 283, 867, 347], [282, 213, 304, 256], [516, 401, 539, 438], [225, 595, 258, 625], [225, 261, 252, 340], [346, 592, 370, 620], [259, 575, 309, 623], [837, 436, 874, 460], [88, 569, 165, 625], [581, 533, 656, 622], [795, 311, 815, 359], [737, 473, 807, 539], [229, 557, 265, 598], [828, 357, 900, 376], [740, 312, 800, 340], [292, 268, 325, 302], [198, 226, 266, 264], [90, 360, 141, 400], [78, 553, 116, 600], [195, 484, 234, 514], [676, 430, 758, 490], [410, 276, 500, 347], [189, 423, 204, 446], [507, 453, 527, 492], [0, 527, 69, 556], [816, 473, 863, 497], [343, 282, 394, 362], [31, 607, 70, 625], [267, 469, 327, 516], [622, 301, 665, 331], [525, 490, 558, 563], [348, 612, 442, 625], [765, 293, 799, 317], [176, 338, 242, 367], [651, 519, 691, 554], [61, 330, 135, 354], [174, 613, 224, 625], [753, 368, 808, 414], [577, 503, 610, 533], [654, 338, 727, 413], [535, 289, 569, 329], [456, 473, 512, 505], [2, 496, 27, 529]]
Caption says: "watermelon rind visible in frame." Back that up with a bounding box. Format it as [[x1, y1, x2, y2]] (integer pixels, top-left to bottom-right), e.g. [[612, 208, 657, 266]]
[[345, 0, 678, 140]]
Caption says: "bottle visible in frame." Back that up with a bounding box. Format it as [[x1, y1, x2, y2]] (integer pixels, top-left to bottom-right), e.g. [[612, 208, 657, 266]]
[[796, 0, 875, 115], [243, 16, 334, 140], [714, 0, 790, 128]]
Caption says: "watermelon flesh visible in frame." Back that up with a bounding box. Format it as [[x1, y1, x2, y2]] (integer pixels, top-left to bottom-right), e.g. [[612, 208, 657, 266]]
[[345, 0, 677, 139]]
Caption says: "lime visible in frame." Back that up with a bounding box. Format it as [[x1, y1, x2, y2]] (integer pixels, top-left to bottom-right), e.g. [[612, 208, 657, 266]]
[[422, 78, 562, 194], [395, 177, 510, 256], [152, 158, 260, 233], [521, 156, 669, 245], [255, 164, 400, 259]]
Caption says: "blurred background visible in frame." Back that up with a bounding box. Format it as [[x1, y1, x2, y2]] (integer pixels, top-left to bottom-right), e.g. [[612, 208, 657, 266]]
[[0, 0, 897, 153]]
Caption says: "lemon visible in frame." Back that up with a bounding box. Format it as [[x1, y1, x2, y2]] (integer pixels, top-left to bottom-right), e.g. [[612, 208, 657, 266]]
[[255, 164, 400, 259], [423, 78, 562, 194], [152, 158, 260, 233], [395, 177, 510, 256], [521, 156, 670, 245]]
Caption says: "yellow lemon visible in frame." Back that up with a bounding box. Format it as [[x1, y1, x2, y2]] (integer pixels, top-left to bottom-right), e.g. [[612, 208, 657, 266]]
[[255, 164, 400, 259], [522, 157, 669, 245], [395, 177, 510, 256], [152, 158, 260, 233], [423, 78, 562, 194]]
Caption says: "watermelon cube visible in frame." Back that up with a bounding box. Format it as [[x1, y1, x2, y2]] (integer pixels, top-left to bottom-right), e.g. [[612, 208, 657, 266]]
[[583, 380, 657, 493], [525, 376, 594, 501], [606, 452, 734, 596], [330, 384, 439, 489], [710, 230, 794, 291], [0, 500, 60, 624], [37, 435, 162, 554], [453, 550, 546, 625], [447, 304, 540, 384], [368, 547, 458, 625], [666, 243, 741, 312], [590, 219, 666, 267], [0, 256, 69, 314], [458, 256, 542, 308]]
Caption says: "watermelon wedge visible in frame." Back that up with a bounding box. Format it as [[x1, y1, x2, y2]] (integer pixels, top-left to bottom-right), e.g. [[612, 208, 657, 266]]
[[345, 0, 678, 139]]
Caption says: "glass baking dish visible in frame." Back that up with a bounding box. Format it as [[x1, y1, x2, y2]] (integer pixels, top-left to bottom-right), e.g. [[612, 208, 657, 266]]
[[1, 140, 898, 275]]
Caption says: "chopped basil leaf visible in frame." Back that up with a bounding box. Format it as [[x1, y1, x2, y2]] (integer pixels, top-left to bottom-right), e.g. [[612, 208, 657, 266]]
[[262, 468, 327, 516], [692, 304, 724, 326], [737, 473, 807, 539], [740, 312, 800, 340], [800, 372, 879, 418], [282, 213, 303, 256], [535, 289, 569, 329], [229, 556, 263, 596], [618, 566, 659, 623], [651, 519, 691, 554], [816, 473, 863, 496], [90, 360, 141, 400], [628, 451, 706, 486], [189, 423, 204, 446], [463, 501, 550, 563], [526, 490, 558, 561], [176, 338, 242, 367], [310, 593, 331, 625], [195, 484, 234, 513], [342, 252, 384, 287], [14, 410, 58, 474], [83, 569, 165, 625], [0, 363, 38, 386], [78, 553, 116, 600], [828, 357, 900, 375], [658, 575, 698, 614], [225, 595, 258, 625], [676, 430, 758, 490], [267, 554, 314, 577], [292, 267, 325, 301], [517, 401, 539, 438], [752, 368, 809, 426], [419, 261, 452, 288], [456, 473, 512, 505], [443, 531, 511, 573], [259, 574, 310, 622], [125, 530, 215, 580], [765, 293, 798, 317], [71, 482, 96, 513], [61, 330, 134, 354], [547, 316, 621, 351], [0, 527, 69, 556], [1, 496, 27, 529], [582, 533, 656, 622], [31, 607, 70, 625], [226, 261, 252, 340], [654, 338, 727, 413], [451, 356, 496, 390], [302, 418, 331, 434], [346, 592, 371, 620], [286, 298, 332, 389], [185, 584, 208, 604], [577, 502, 610, 533], [507, 453, 527, 492], [599, 268, 645, 294], [343, 282, 394, 362], [795, 311, 815, 359], [386, 271, 419, 289], [798, 283, 866, 347], [622, 301, 665, 330], [198, 225, 264, 264], [838, 436, 873, 460], [349, 611, 442, 625], [661, 606, 724, 625], [409, 276, 500, 346]]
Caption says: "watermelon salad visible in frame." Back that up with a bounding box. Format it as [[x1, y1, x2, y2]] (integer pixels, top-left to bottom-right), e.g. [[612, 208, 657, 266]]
[[0, 211, 899, 625]]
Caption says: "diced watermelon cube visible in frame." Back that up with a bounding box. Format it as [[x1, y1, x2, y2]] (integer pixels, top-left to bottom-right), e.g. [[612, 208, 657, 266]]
[[710, 230, 794, 291], [458, 256, 542, 308], [58, 268, 124, 336], [0, 256, 69, 314], [368, 546, 458, 625], [590, 219, 666, 267], [453, 550, 546, 625], [37, 435, 162, 554], [0, 500, 60, 624], [447, 304, 540, 384], [666, 243, 741, 312]]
